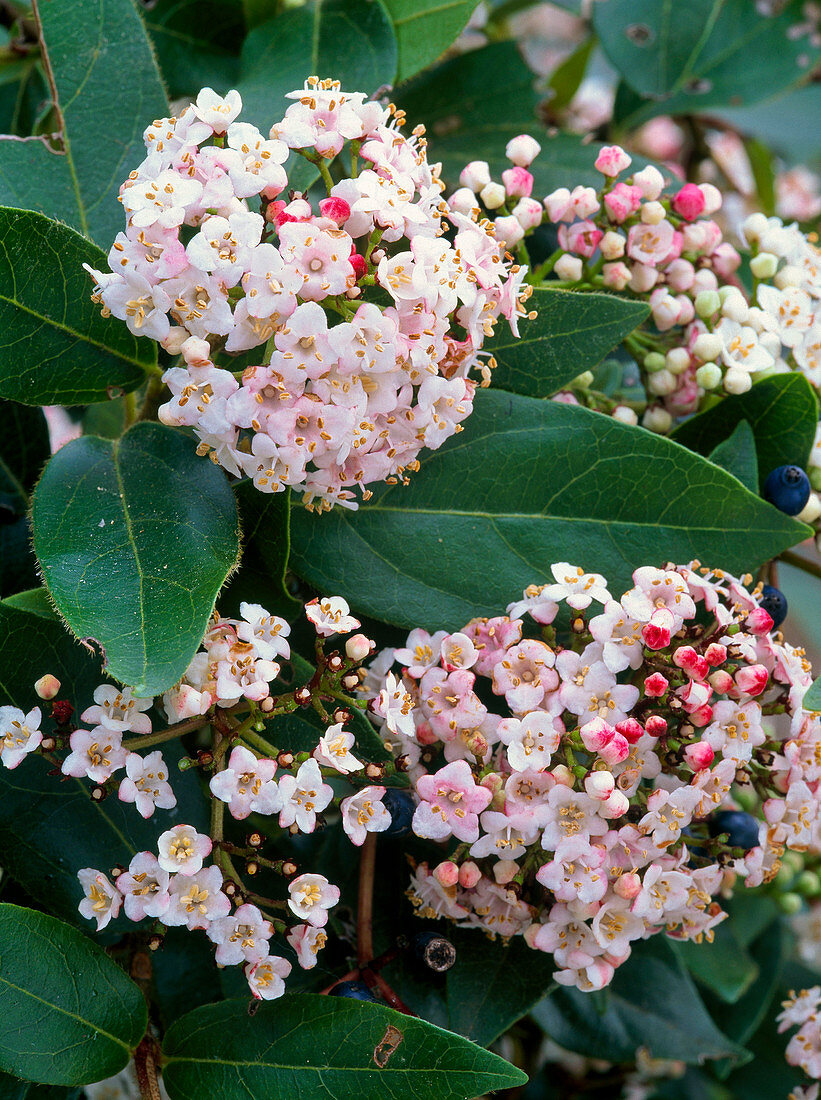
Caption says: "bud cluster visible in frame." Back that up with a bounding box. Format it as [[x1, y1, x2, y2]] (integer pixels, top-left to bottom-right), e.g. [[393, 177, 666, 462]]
[[85, 80, 531, 510], [365, 561, 820, 992]]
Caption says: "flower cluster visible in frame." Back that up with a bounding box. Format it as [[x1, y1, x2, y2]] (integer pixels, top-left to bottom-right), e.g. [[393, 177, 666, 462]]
[[2, 593, 404, 1000], [452, 140, 820, 436], [779, 986, 821, 1084], [85, 80, 531, 510], [365, 561, 821, 992]]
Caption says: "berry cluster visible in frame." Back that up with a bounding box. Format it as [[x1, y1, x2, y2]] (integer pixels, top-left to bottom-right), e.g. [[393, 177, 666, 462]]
[[365, 562, 820, 992], [85, 81, 531, 510]]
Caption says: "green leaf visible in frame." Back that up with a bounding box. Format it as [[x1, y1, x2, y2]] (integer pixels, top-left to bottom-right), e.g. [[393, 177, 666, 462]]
[[0, 400, 49, 597], [804, 675, 821, 712], [383, 0, 481, 82], [671, 374, 818, 490], [219, 481, 298, 620], [0, 208, 156, 405], [488, 287, 649, 398], [237, 0, 398, 133], [745, 136, 776, 217], [0, 904, 146, 1086], [671, 921, 759, 1004], [144, 0, 244, 98], [162, 994, 527, 1100], [710, 84, 821, 168], [32, 422, 240, 696], [595, 0, 821, 128], [0, 0, 168, 245], [532, 936, 748, 1065], [289, 389, 810, 630], [546, 35, 595, 112], [707, 419, 758, 494]]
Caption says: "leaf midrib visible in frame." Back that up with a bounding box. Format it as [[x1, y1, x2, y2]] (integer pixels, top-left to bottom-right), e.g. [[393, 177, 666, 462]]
[[0, 974, 131, 1052]]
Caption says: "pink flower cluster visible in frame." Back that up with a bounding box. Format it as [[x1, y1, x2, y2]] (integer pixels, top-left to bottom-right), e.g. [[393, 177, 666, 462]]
[[366, 561, 821, 992], [85, 80, 531, 510], [779, 986, 821, 1082]]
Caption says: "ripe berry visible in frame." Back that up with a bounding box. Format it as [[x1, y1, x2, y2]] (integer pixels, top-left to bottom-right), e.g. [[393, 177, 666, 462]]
[[381, 788, 415, 838], [708, 810, 760, 851], [330, 980, 379, 1002], [763, 465, 811, 515], [759, 584, 788, 629]]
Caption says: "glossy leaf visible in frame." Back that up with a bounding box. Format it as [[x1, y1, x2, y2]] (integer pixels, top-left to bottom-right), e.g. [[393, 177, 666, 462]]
[[0, 209, 156, 405], [162, 994, 526, 1100], [383, 0, 481, 82], [672, 923, 759, 1004], [289, 389, 810, 630], [237, 0, 398, 133], [804, 675, 821, 712], [532, 936, 748, 1065], [143, 0, 244, 98], [0, 1078, 82, 1100], [32, 422, 240, 696], [488, 287, 649, 398], [0, 400, 49, 596], [0, 904, 146, 1086], [707, 419, 758, 494], [0, 0, 168, 244], [595, 0, 821, 128], [671, 374, 818, 490]]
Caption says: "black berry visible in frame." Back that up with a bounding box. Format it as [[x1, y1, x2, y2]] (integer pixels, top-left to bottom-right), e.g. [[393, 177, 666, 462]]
[[330, 980, 379, 1001], [763, 465, 811, 516], [759, 584, 788, 629], [381, 788, 415, 838], [708, 810, 760, 851]]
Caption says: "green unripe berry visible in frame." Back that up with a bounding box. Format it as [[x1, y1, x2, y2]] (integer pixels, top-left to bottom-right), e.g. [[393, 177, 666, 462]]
[[696, 363, 722, 390], [643, 352, 666, 373], [695, 290, 721, 319], [773, 862, 796, 889], [777, 892, 803, 915], [795, 871, 821, 897]]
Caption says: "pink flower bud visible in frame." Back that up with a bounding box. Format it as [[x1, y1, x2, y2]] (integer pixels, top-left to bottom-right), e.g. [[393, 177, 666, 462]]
[[644, 672, 669, 697], [448, 186, 478, 215], [569, 185, 600, 219], [595, 144, 632, 177], [672, 645, 709, 680], [734, 664, 769, 697], [599, 732, 630, 766], [551, 764, 575, 787], [712, 242, 741, 278], [345, 633, 373, 662], [745, 608, 774, 636], [603, 261, 632, 290], [642, 621, 671, 650], [629, 263, 659, 293], [672, 183, 706, 221], [512, 196, 543, 230], [34, 674, 61, 700], [666, 258, 695, 293], [458, 861, 482, 888], [502, 166, 534, 198], [415, 721, 439, 746], [580, 717, 616, 754], [689, 703, 714, 727], [600, 789, 630, 819], [683, 741, 715, 769], [494, 860, 519, 884], [319, 196, 351, 224], [645, 715, 667, 737], [505, 134, 541, 167], [704, 643, 727, 667], [544, 187, 571, 222], [433, 860, 459, 887], [615, 718, 644, 744], [604, 182, 642, 223], [265, 199, 286, 223], [558, 220, 603, 258], [632, 164, 665, 199], [349, 251, 367, 280], [494, 214, 525, 248], [699, 182, 722, 215], [678, 678, 712, 712], [460, 160, 491, 192], [614, 871, 641, 899], [709, 669, 734, 694], [585, 771, 615, 801]]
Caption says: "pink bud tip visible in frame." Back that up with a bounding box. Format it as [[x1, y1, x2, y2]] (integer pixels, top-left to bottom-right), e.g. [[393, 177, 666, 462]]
[[683, 741, 715, 769], [319, 196, 351, 224], [34, 674, 61, 700], [615, 718, 644, 744], [458, 861, 482, 889], [704, 642, 727, 667], [645, 715, 668, 737], [746, 608, 774, 636], [672, 183, 706, 221], [345, 634, 373, 662], [433, 861, 459, 888], [644, 672, 669, 697], [614, 871, 641, 899]]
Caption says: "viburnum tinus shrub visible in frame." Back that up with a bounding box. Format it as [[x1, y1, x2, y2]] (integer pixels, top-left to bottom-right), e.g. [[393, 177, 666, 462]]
[[0, 1, 821, 1098]]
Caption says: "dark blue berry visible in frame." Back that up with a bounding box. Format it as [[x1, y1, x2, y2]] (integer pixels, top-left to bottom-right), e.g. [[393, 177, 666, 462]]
[[381, 788, 415, 838], [759, 584, 788, 629], [411, 931, 457, 972], [708, 810, 760, 851], [763, 465, 811, 516], [330, 980, 379, 1001]]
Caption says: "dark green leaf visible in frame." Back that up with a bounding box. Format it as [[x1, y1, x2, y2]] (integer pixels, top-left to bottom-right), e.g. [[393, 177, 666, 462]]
[[32, 422, 240, 696], [0, 401, 49, 597], [144, 0, 244, 99], [289, 389, 810, 630], [546, 35, 595, 112], [162, 994, 527, 1100], [596, 0, 821, 128], [671, 374, 818, 490], [671, 921, 759, 1004], [0, 904, 146, 1086], [745, 137, 776, 217], [0, 0, 168, 245], [707, 419, 758, 494], [219, 481, 299, 620], [383, 0, 481, 82], [710, 84, 821, 168], [488, 287, 649, 398], [0, 208, 156, 405], [532, 936, 748, 1065], [237, 0, 398, 133], [804, 675, 821, 712]]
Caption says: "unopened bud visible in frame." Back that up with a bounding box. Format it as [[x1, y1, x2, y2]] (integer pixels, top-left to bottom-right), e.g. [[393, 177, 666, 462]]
[[693, 332, 723, 361], [493, 861, 519, 884], [277, 751, 294, 769], [600, 789, 630, 819], [434, 860, 459, 888], [345, 633, 373, 662], [34, 674, 61, 700], [458, 861, 482, 888], [645, 715, 668, 737], [551, 764, 574, 787], [750, 251, 778, 279], [695, 290, 721, 320], [614, 872, 641, 899], [479, 181, 506, 210], [584, 771, 615, 801], [696, 363, 722, 390]]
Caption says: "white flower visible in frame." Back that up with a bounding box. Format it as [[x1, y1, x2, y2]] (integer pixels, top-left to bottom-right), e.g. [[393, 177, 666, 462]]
[[541, 563, 611, 610], [372, 671, 416, 740], [122, 169, 203, 230], [78, 868, 121, 930], [340, 785, 391, 845], [758, 283, 814, 347], [62, 727, 127, 783], [165, 865, 231, 930], [313, 723, 364, 774], [209, 746, 281, 819], [469, 810, 540, 861], [207, 902, 273, 965], [0, 705, 42, 769], [277, 758, 334, 832], [116, 852, 170, 921], [81, 685, 153, 734], [591, 897, 645, 956], [287, 873, 341, 927], [186, 211, 264, 287], [118, 751, 177, 819], [157, 824, 212, 875], [715, 317, 775, 374], [497, 711, 563, 772], [305, 595, 361, 636], [193, 87, 242, 132], [236, 602, 291, 661], [246, 955, 292, 1000], [286, 924, 327, 969]]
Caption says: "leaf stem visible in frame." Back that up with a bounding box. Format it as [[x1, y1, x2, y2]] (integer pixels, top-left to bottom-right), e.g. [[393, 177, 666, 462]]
[[781, 549, 821, 583], [121, 713, 211, 752]]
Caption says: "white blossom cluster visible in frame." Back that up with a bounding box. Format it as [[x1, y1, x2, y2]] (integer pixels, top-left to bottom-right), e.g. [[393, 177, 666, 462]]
[[85, 80, 531, 510]]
